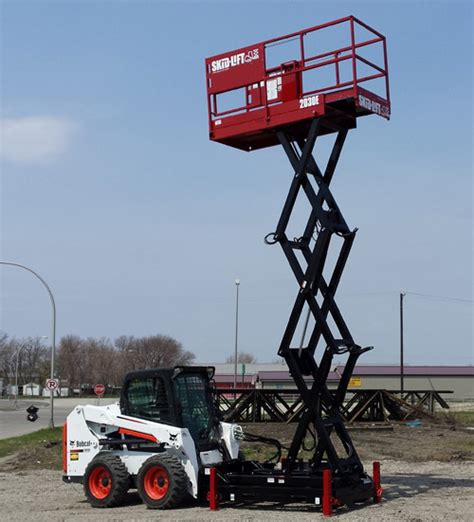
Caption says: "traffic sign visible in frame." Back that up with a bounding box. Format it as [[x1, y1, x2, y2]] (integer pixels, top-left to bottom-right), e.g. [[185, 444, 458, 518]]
[[94, 383, 106, 397], [45, 378, 59, 391]]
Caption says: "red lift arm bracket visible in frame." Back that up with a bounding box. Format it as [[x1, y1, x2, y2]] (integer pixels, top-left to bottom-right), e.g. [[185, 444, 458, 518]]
[[209, 467, 219, 510], [373, 461, 382, 503], [322, 468, 333, 516]]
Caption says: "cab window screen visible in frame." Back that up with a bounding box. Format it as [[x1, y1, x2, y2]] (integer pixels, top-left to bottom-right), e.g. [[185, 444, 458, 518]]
[[174, 374, 213, 441], [126, 377, 170, 423]]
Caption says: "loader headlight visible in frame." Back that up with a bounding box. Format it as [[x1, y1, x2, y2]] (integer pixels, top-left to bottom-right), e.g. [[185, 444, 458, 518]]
[[232, 425, 244, 441]]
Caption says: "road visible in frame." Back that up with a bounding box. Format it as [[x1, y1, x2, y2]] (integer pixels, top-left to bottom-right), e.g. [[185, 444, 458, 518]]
[[0, 398, 117, 439]]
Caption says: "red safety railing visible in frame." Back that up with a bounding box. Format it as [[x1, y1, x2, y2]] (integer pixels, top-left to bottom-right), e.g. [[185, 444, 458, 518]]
[[205, 16, 390, 131]]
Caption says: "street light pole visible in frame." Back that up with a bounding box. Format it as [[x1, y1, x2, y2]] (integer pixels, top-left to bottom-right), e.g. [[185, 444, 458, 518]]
[[233, 279, 240, 396], [0, 262, 57, 428]]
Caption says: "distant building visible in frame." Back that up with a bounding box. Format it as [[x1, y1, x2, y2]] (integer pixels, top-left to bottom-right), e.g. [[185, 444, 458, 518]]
[[196, 363, 474, 401], [23, 382, 42, 396], [42, 387, 69, 397]]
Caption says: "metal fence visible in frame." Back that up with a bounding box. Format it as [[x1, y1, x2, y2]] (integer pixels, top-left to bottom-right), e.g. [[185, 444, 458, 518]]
[[215, 388, 452, 424]]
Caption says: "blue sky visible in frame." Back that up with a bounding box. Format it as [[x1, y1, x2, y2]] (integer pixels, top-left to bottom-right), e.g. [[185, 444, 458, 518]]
[[1, 1, 472, 365]]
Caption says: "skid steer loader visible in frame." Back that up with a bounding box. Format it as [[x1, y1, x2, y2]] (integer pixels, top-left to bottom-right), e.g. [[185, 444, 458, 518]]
[[63, 366, 244, 508]]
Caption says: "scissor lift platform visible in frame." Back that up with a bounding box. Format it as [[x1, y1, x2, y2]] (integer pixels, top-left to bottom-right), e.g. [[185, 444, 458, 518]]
[[205, 15, 390, 515], [205, 16, 390, 151]]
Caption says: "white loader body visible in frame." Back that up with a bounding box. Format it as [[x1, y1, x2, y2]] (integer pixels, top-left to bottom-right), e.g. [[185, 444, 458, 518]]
[[64, 401, 242, 498]]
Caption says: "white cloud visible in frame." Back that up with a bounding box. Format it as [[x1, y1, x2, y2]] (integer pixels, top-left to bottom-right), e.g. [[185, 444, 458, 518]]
[[0, 116, 78, 165]]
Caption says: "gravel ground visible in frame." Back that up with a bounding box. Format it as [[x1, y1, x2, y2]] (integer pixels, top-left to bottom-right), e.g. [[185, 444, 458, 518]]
[[0, 460, 472, 521]]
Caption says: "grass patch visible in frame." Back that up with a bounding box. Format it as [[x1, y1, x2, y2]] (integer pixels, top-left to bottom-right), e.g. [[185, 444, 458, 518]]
[[459, 439, 474, 450], [0, 428, 63, 470], [450, 411, 474, 425], [437, 411, 474, 426], [0, 428, 62, 459]]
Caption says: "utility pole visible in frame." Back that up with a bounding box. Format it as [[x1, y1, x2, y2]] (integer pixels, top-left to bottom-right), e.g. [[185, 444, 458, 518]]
[[400, 292, 405, 394], [233, 279, 240, 397]]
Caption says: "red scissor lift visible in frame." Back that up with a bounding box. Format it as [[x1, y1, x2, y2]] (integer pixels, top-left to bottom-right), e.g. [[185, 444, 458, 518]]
[[205, 16, 388, 514]]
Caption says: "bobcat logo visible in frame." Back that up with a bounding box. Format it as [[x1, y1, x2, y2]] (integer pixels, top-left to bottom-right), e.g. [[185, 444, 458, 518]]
[[169, 433, 178, 442]]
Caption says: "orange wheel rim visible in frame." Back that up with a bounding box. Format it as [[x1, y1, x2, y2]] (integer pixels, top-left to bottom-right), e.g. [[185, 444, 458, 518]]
[[144, 465, 169, 500], [89, 466, 112, 499]]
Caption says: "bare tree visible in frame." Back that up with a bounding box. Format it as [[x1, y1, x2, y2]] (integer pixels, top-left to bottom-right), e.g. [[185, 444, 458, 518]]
[[0, 333, 14, 386], [84, 337, 116, 387], [0, 335, 49, 388], [226, 352, 257, 364], [58, 335, 85, 390], [115, 335, 140, 374], [0, 332, 8, 348], [21, 337, 49, 384], [114, 334, 195, 379], [2, 333, 194, 392], [58, 336, 117, 390]]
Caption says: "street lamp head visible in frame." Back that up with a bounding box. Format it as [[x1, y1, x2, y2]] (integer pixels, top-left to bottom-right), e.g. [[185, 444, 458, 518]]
[[235, 279, 240, 285]]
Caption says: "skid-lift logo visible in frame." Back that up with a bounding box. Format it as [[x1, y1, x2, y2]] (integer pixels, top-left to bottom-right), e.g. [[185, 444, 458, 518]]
[[358, 94, 389, 118], [211, 48, 259, 73]]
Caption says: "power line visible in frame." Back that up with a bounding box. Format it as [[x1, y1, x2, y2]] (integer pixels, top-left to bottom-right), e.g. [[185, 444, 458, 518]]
[[404, 292, 473, 304]]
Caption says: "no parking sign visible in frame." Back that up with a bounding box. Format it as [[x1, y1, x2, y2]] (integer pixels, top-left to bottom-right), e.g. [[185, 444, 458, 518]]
[[45, 378, 59, 391]]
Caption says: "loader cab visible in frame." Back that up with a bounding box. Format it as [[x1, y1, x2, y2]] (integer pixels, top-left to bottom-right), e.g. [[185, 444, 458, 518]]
[[120, 366, 220, 450]]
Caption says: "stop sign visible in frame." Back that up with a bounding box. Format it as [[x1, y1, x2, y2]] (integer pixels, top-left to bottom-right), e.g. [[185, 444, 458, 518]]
[[94, 384, 105, 397]]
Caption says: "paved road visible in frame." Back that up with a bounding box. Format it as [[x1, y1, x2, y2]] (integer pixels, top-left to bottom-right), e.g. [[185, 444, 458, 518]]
[[0, 398, 117, 439]]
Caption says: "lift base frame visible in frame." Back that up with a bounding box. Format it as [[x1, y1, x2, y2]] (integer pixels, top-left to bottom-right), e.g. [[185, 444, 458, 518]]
[[209, 459, 374, 507]]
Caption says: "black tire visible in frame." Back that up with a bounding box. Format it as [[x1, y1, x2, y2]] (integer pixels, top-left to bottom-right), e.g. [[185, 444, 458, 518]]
[[84, 453, 129, 508], [137, 453, 188, 509]]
